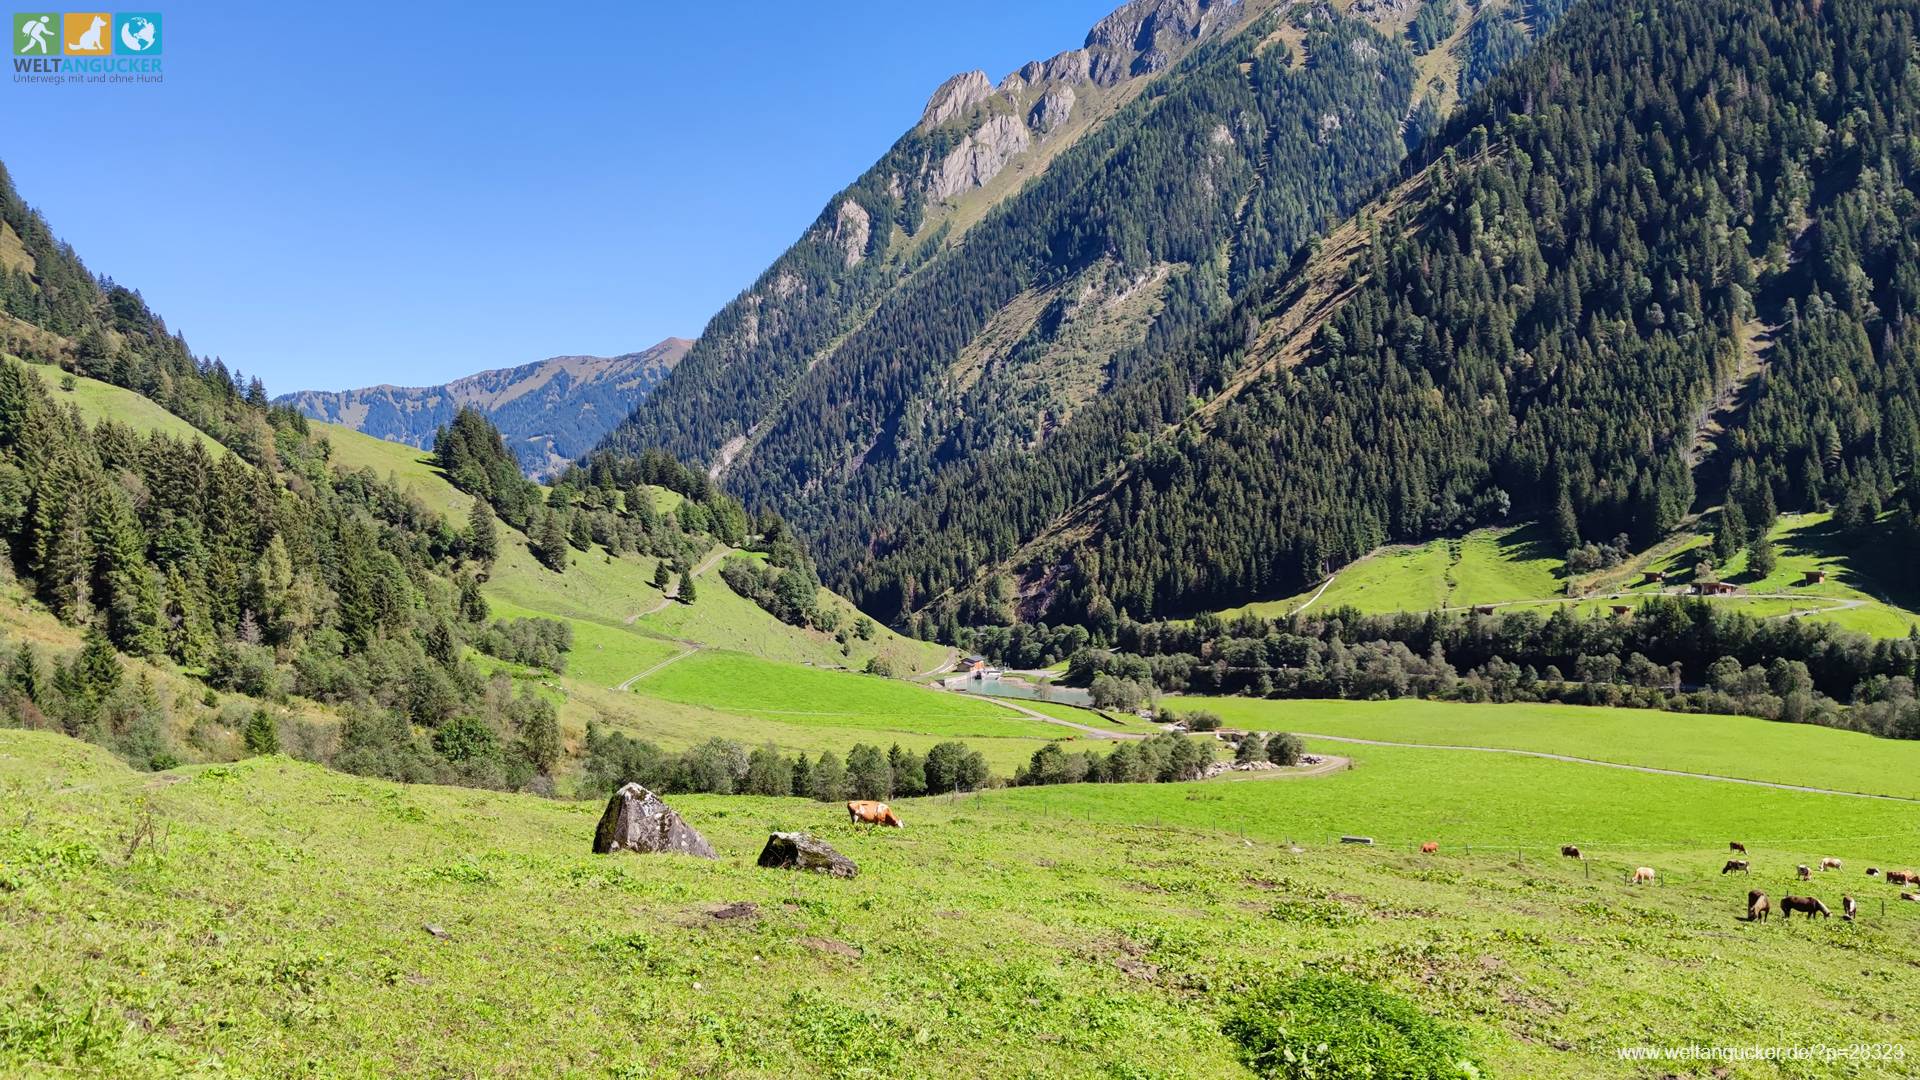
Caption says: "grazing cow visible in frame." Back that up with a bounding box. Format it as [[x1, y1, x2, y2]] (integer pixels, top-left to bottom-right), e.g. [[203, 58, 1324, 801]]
[[1561, 844, 1582, 859], [1902, 892, 1920, 903], [1420, 841, 1438, 854], [1630, 866, 1656, 885], [846, 800, 903, 828], [1885, 869, 1918, 886], [1866, 867, 1880, 877], [1779, 895, 1830, 919], [1797, 864, 1812, 881], [1729, 841, 1747, 854], [1842, 895, 1857, 921], [1820, 857, 1842, 871], [1721, 859, 1750, 874], [1748, 890, 1770, 922]]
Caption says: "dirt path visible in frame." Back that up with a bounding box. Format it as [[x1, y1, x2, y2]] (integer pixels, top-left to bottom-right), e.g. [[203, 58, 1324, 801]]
[[912, 647, 958, 681], [1290, 573, 1337, 616], [982, 697, 1146, 740], [614, 645, 700, 692], [1293, 733, 1920, 803], [1437, 589, 1868, 621], [624, 547, 729, 624]]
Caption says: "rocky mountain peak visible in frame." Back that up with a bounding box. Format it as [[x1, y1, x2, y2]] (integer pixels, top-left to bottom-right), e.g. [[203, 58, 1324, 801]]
[[1085, 0, 1239, 85], [919, 70, 994, 130]]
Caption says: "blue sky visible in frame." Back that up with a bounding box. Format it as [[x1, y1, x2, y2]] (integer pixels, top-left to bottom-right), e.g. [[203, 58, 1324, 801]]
[[2, 1, 1116, 393]]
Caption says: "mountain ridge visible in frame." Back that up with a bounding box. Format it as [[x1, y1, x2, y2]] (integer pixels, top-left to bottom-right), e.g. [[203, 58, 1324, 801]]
[[277, 337, 689, 478]]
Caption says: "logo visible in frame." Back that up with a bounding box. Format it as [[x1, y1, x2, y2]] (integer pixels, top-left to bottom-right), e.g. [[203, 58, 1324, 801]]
[[61, 11, 109, 54], [12, 12, 55, 54], [113, 11, 155, 53]]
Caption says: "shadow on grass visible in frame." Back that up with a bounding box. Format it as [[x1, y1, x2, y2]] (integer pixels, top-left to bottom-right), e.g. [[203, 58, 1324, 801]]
[[1776, 516, 1920, 611]]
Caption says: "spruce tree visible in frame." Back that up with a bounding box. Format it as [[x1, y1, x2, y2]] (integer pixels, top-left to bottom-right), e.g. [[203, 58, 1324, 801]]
[[677, 571, 697, 604], [467, 499, 499, 565]]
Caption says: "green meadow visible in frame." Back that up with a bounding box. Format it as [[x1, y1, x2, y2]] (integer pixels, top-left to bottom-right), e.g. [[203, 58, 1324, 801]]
[[1167, 696, 1920, 801], [1214, 524, 1566, 619], [7, 728, 1918, 1078], [631, 651, 1065, 741]]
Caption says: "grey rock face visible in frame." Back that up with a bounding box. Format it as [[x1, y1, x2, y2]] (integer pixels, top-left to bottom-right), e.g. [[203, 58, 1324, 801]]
[[1031, 85, 1077, 134], [1086, 0, 1235, 85], [832, 200, 871, 268], [756, 832, 858, 878], [920, 70, 994, 130], [926, 114, 1032, 200], [592, 783, 718, 858]]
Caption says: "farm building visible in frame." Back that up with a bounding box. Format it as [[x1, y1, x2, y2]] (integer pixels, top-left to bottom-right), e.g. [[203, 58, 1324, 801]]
[[1472, 604, 1497, 616], [1800, 570, 1827, 585], [1693, 581, 1739, 596], [1610, 604, 1634, 616]]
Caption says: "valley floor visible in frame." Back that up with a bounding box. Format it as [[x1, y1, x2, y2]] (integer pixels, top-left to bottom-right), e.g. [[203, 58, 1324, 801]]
[[6, 722, 1919, 1078]]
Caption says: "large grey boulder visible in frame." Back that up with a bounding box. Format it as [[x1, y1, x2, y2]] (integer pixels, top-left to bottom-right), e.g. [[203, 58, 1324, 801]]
[[592, 783, 717, 858], [757, 832, 858, 879]]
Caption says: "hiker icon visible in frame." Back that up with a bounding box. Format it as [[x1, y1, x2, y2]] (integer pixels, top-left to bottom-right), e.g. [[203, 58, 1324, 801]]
[[19, 15, 53, 54]]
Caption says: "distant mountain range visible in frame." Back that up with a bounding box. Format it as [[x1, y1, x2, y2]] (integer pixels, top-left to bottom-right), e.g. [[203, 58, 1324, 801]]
[[277, 338, 689, 478]]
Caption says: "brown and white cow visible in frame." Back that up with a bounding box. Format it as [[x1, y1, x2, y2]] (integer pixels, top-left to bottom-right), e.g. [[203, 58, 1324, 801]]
[[1748, 890, 1770, 922], [1561, 844, 1582, 859], [1842, 895, 1857, 921], [1729, 841, 1747, 854], [1797, 864, 1812, 881], [1885, 869, 1918, 886], [847, 800, 904, 828], [1820, 857, 1842, 871], [1721, 859, 1750, 874]]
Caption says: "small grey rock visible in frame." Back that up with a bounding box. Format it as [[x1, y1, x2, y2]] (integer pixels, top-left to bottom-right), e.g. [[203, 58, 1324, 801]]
[[757, 832, 858, 879]]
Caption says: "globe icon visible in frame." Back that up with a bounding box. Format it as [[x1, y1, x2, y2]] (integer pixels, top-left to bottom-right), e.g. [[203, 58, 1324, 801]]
[[120, 17, 156, 52]]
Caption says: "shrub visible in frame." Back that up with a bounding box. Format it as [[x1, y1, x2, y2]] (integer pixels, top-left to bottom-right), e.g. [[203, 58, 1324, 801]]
[[1223, 973, 1480, 1079], [1266, 732, 1304, 767]]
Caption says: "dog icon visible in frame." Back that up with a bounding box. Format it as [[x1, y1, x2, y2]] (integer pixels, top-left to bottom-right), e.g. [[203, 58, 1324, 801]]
[[68, 15, 107, 52]]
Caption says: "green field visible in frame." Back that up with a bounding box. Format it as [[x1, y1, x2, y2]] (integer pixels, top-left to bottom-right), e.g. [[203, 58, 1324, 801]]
[[1168, 696, 1920, 801], [8, 727, 1920, 1077], [632, 651, 1066, 741]]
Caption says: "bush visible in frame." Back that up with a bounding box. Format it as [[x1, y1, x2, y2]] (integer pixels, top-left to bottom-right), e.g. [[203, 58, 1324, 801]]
[[1266, 732, 1304, 767], [1185, 710, 1223, 732], [1223, 973, 1480, 1079]]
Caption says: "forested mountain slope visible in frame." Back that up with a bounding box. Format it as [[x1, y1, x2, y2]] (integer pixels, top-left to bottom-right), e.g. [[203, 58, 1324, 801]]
[[275, 337, 688, 479], [599, 0, 1557, 565], [855, 0, 1920, 630]]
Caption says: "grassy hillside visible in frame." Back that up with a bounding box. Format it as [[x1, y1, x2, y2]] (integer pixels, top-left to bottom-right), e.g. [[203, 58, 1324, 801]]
[[1212, 516, 1920, 637], [8, 727, 1919, 1077], [1216, 524, 1565, 619], [10, 358, 228, 457]]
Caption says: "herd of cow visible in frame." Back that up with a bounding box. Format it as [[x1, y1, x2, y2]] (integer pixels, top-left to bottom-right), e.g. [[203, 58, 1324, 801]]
[[1409, 839, 1919, 923], [1574, 838, 1919, 921]]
